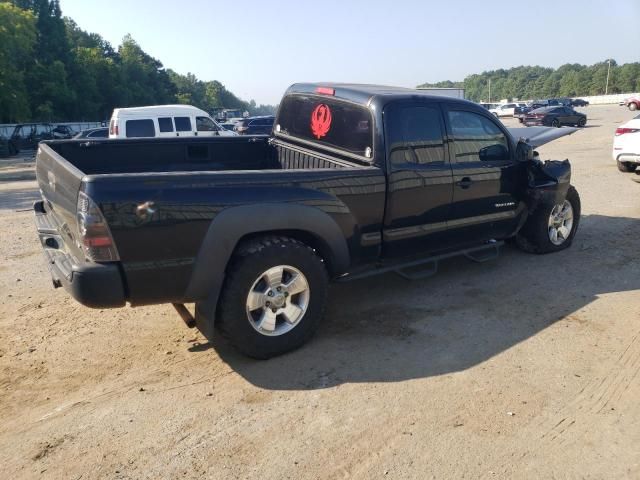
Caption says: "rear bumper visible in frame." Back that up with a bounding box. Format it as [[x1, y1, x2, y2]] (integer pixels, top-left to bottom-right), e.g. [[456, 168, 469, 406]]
[[614, 153, 640, 164], [34, 200, 126, 308]]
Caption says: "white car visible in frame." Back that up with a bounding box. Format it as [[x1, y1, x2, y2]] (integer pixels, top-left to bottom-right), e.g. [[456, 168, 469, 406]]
[[109, 105, 237, 139], [613, 113, 640, 172], [489, 103, 517, 117]]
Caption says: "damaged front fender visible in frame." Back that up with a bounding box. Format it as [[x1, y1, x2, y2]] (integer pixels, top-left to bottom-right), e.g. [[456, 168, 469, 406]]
[[525, 158, 572, 212]]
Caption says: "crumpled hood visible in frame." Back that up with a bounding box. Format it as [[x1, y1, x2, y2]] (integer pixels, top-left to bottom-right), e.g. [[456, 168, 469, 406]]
[[508, 126, 579, 148]]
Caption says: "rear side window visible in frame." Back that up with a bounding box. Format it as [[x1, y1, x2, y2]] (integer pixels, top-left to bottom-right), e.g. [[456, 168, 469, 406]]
[[276, 94, 373, 158], [386, 105, 446, 165], [158, 117, 174, 132], [174, 117, 192, 132], [447, 110, 509, 163], [126, 119, 155, 138]]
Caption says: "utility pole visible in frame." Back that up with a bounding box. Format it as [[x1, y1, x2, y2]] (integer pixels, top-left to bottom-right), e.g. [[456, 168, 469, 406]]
[[488, 79, 491, 102], [605, 59, 611, 95]]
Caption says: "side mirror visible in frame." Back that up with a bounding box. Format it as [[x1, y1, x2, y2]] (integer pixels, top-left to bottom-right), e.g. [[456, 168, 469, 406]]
[[515, 138, 534, 162], [479, 143, 509, 161]]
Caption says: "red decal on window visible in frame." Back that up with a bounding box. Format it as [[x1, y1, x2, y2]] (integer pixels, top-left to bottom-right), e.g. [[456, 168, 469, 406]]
[[310, 104, 332, 139]]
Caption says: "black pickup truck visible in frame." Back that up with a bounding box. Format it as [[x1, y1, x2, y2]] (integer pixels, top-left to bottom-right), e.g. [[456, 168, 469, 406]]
[[34, 83, 580, 358]]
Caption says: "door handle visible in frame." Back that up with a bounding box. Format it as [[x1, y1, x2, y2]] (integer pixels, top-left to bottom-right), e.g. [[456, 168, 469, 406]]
[[456, 177, 473, 189]]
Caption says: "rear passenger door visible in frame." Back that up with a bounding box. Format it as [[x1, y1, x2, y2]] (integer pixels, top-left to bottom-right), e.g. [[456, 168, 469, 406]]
[[444, 106, 524, 246], [382, 101, 454, 258], [174, 116, 193, 137], [157, 117, 175, 137]]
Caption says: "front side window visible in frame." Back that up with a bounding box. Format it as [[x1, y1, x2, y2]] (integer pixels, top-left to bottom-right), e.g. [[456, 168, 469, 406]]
[[276, 94, 373, 158], [126, 119, 155, 138], [447, 110, 509, 163], [386, 105, 446, 165], [196, 116, 218, 131], [174, 116, 192, 132]]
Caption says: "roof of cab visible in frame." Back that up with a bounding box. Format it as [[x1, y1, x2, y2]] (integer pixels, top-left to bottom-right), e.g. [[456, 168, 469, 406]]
[[111, 104, 209, 118], [285, 83, 476, 109]]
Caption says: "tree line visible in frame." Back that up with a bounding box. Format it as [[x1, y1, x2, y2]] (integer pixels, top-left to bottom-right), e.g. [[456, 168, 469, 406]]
[[0, 0, 276, 123], [418, 62, 640, 102]]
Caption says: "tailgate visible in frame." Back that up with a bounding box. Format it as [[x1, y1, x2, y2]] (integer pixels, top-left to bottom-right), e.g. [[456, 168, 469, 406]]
[[35, 143, 85, 256]]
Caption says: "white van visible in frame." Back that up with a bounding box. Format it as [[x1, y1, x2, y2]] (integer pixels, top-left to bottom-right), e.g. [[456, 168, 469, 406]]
[[108, 105, 237, 139]]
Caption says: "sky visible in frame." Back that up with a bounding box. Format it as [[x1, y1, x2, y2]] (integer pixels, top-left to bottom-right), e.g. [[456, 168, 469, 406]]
[[60, 0, 639, 105]]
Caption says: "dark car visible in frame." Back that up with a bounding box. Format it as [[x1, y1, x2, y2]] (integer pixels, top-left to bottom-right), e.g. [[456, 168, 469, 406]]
[[514, 105, 533, 123], [0, 126, 19, 156], [11, 123, 56, 150], [74, 127, 109, 139], [571, 98, 589, 107], [234, 116, 275, 135], [52, 125, 76, 139], [33, 82, 582, 359], [524, 106, 587, 127]]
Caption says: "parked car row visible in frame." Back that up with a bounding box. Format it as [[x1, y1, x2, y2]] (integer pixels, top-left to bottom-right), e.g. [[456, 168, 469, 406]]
[[488, 98, 589, 122], [9, 123, 77, 151]]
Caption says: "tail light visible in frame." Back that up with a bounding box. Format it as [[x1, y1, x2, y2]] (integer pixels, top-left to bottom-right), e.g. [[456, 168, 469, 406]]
[[76, 192, 120, 262], [109, 120, 118, 136], [615, 127, 639, 136]]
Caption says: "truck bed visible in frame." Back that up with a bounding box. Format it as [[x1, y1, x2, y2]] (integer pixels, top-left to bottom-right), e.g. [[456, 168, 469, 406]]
[[44, 136, 359, 175], [35, 136, 386, 306]]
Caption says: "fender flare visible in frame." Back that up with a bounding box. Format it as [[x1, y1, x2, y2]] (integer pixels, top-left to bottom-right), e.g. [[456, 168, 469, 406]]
[[184, 203, 351, 305]]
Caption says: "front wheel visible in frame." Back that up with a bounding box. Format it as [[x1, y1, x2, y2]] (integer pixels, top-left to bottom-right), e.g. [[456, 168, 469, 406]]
[[516, 186, 581, 254], [216, 236, 328, 359], [629, 103, 638, 111], [577, 117, 586, 127]]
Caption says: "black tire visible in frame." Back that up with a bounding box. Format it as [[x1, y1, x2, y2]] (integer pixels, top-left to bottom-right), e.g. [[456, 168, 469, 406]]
[[577, 117, 586, 127], [515, 186, 581, 254], [551, 118, 561, 128], [617, 160, 637, 172], [216, 236, 328, 359], [629, 103, 638, 111]]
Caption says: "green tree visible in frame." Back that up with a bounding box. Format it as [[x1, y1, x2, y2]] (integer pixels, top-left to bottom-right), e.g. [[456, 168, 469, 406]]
[[0, 2, 36, 122]]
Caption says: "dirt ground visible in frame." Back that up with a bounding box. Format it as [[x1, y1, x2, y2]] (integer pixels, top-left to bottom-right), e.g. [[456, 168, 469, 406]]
[[1, 105, 639, 479]]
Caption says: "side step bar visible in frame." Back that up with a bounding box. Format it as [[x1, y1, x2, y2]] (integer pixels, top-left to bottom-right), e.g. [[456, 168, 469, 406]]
[[338, 241, 504, 282]]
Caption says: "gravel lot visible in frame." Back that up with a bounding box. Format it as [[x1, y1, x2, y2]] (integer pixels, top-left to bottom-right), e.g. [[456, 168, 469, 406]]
[[1, 105, 639, 479]]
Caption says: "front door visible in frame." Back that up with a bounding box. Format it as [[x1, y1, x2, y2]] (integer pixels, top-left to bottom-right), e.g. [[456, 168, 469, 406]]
[[382, 101, 454, 258], [196, 116, 220, 137], [444, 107, 525, 247]]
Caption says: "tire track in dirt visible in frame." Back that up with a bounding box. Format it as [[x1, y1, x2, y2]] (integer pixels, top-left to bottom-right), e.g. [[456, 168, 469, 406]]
[[486, 327, 640, 477]]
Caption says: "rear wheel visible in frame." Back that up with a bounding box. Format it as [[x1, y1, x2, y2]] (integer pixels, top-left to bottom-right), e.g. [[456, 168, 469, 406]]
[[629, 103, 638, 111], [516, 186, 581, 254], [216, 236, 328, 359], [551, 118, 561, 128], [617, 160, 637, 172]]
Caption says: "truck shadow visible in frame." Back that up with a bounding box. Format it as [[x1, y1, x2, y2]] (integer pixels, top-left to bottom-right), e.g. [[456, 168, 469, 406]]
[[207, 214, 640, 390]]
